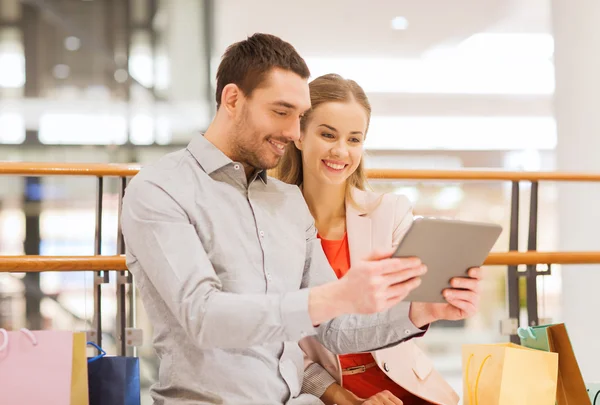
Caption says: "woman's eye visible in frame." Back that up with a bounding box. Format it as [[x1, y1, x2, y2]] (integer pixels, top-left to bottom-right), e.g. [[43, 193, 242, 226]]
[[321, 133, 334, 139], [274, 111, 287, 116]]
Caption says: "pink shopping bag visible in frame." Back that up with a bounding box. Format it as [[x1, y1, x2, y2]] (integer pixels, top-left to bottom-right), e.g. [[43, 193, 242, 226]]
[[0, 328, 84, 405]]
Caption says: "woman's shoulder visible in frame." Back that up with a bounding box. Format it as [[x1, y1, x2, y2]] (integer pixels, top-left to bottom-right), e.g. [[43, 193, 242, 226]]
[[350, 187, 412, 216]]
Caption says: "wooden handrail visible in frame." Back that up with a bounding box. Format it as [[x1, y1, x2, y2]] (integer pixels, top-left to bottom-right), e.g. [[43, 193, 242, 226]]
[[0, 256, 127, 272], [367, 169, 600, 182], [0, 162, 141, 177], [1, 162, 600, 182], [0, 252, 599, 272]]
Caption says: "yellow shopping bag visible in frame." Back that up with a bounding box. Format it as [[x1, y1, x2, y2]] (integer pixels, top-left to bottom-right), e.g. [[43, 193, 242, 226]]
[[462, 343, 559, 405], [71, 332, 90, 405]]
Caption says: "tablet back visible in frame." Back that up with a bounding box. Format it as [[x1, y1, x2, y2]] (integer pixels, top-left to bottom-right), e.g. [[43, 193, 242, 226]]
[[393, 217, 502, 303]]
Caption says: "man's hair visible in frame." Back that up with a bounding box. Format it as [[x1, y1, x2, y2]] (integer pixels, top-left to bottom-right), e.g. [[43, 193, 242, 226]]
[[215, 33, 311, 109]]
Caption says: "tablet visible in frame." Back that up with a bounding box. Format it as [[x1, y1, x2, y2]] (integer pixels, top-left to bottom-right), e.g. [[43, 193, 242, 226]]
[[392, 217, 502, 303]]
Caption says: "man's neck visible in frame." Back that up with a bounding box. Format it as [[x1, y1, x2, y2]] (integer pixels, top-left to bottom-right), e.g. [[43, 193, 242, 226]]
[[203, 120, 255, 180], [203, 121, 232, 159]]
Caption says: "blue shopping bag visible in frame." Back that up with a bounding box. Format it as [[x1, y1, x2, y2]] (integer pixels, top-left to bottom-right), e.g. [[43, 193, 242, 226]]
[[87, 342, 141, 405]]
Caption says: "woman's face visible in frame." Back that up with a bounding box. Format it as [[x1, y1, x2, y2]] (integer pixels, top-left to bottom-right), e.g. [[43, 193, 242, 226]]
[[296, 101, 368, 186]]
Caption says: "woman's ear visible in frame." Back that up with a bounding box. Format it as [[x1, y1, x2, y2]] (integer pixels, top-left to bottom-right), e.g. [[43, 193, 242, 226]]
[[294, 135, 304, 150]]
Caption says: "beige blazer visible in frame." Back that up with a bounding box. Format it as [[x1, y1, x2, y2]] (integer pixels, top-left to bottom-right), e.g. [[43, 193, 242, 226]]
[[299, 188, 460, 405]]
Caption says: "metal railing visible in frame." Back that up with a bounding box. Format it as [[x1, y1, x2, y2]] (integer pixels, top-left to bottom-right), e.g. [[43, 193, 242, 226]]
[[1, 162, 600, 343], [0, 162, 138, 354]]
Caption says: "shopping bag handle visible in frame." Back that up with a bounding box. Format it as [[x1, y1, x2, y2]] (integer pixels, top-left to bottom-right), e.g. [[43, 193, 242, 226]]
[[0, 329, 7, 352], [87, 341, 107, 363], [466, 353, 492, 405], [0, 328, 38, 352], [517, 327, 537, 340]]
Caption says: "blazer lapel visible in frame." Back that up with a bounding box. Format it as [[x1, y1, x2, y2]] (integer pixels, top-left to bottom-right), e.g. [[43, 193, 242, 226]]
[[346, 189, 372, 263]]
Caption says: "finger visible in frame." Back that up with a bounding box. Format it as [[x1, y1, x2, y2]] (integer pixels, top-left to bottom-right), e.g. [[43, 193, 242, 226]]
[[386, 276, 422, 300], [391, 396, 404, 405], [372, 391, 394, 405], [381, 393, 403, 405], [364, 396, 384, 405], [384, 264, 427, 284], [450, 277, 480, 293], [444, 288, 478, 304], [377, 258, 424, 275], [467, 267, 483, 279], [445, 297, 478, 316], [380, 391, 404, 405]]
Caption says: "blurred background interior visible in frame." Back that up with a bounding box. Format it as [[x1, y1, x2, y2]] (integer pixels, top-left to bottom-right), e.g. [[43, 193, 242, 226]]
[[1, 0, 599, 403]]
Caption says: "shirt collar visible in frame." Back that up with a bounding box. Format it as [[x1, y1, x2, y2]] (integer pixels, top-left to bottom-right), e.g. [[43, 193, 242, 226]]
[[187, 134, 267, 184]]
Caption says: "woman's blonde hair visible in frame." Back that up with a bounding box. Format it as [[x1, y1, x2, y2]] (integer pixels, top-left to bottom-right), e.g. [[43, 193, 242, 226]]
[[273, 73, 372, 203]]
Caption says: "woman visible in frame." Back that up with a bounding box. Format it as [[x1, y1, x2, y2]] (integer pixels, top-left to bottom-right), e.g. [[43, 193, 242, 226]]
[[274, 74, 460, 405]]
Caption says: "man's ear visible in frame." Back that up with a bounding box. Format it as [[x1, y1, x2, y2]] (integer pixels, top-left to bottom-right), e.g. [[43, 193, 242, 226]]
[[221, 84, 242, 116]]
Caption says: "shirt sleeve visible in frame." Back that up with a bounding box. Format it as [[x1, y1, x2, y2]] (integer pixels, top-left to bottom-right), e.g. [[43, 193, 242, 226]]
[[302, 362, 337, 398]]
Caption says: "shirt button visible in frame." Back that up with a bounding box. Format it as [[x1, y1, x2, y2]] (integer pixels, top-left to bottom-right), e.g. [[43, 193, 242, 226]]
[[234, 164, 240, 170], [383, 362, 390, 372], [404, 329, 412, 335], [259, 231, 265, 237]]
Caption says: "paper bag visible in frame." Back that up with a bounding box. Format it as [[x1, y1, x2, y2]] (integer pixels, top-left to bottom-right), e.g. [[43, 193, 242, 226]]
[[71, 332, 90, 404], [462, 342, 558, 405], [0, 328, 89, 405], [87, 342, 141, 405], [519, 323, 590, 405]]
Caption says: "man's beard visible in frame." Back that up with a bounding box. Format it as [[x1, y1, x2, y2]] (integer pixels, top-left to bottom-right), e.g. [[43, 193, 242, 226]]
[[232, 107, 280, 171]]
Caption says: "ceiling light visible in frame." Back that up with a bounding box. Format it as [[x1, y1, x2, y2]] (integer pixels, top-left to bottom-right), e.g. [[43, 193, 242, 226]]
[[114, 69, 128, 83], [52, 64, 70, 79], [64, 36, 81, 51], [391, 16, 409, 31]]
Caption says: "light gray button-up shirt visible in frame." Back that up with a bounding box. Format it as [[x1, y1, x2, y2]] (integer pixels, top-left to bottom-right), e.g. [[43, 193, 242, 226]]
[[121, 135, 425, 405]]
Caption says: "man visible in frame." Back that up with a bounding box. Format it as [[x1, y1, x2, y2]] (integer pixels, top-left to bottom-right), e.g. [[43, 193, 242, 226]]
[[121, 33, 482, 405]]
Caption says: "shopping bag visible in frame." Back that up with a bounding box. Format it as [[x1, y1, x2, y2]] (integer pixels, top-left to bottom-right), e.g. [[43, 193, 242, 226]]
[[462, 342, 558, 405], [0, 328, 89, 405], [519, 323, 590, 405], [87, 342, 141, 405], [71, 331, 90, 404], [586, 383, 600, 404]]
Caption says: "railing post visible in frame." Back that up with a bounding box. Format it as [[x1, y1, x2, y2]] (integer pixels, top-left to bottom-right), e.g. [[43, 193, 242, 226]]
[[92, 177, 109, 347], [116, 177, 140, 356], [506, 181, 521, 343], [526, 181, 540, 327]]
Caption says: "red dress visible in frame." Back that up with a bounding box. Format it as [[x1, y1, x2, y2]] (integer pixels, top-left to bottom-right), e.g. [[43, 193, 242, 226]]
[[319, 232, 427, 404]]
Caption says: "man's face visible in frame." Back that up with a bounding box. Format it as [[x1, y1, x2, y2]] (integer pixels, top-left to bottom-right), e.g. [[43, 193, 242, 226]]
[[231, 68, 311, 172]]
